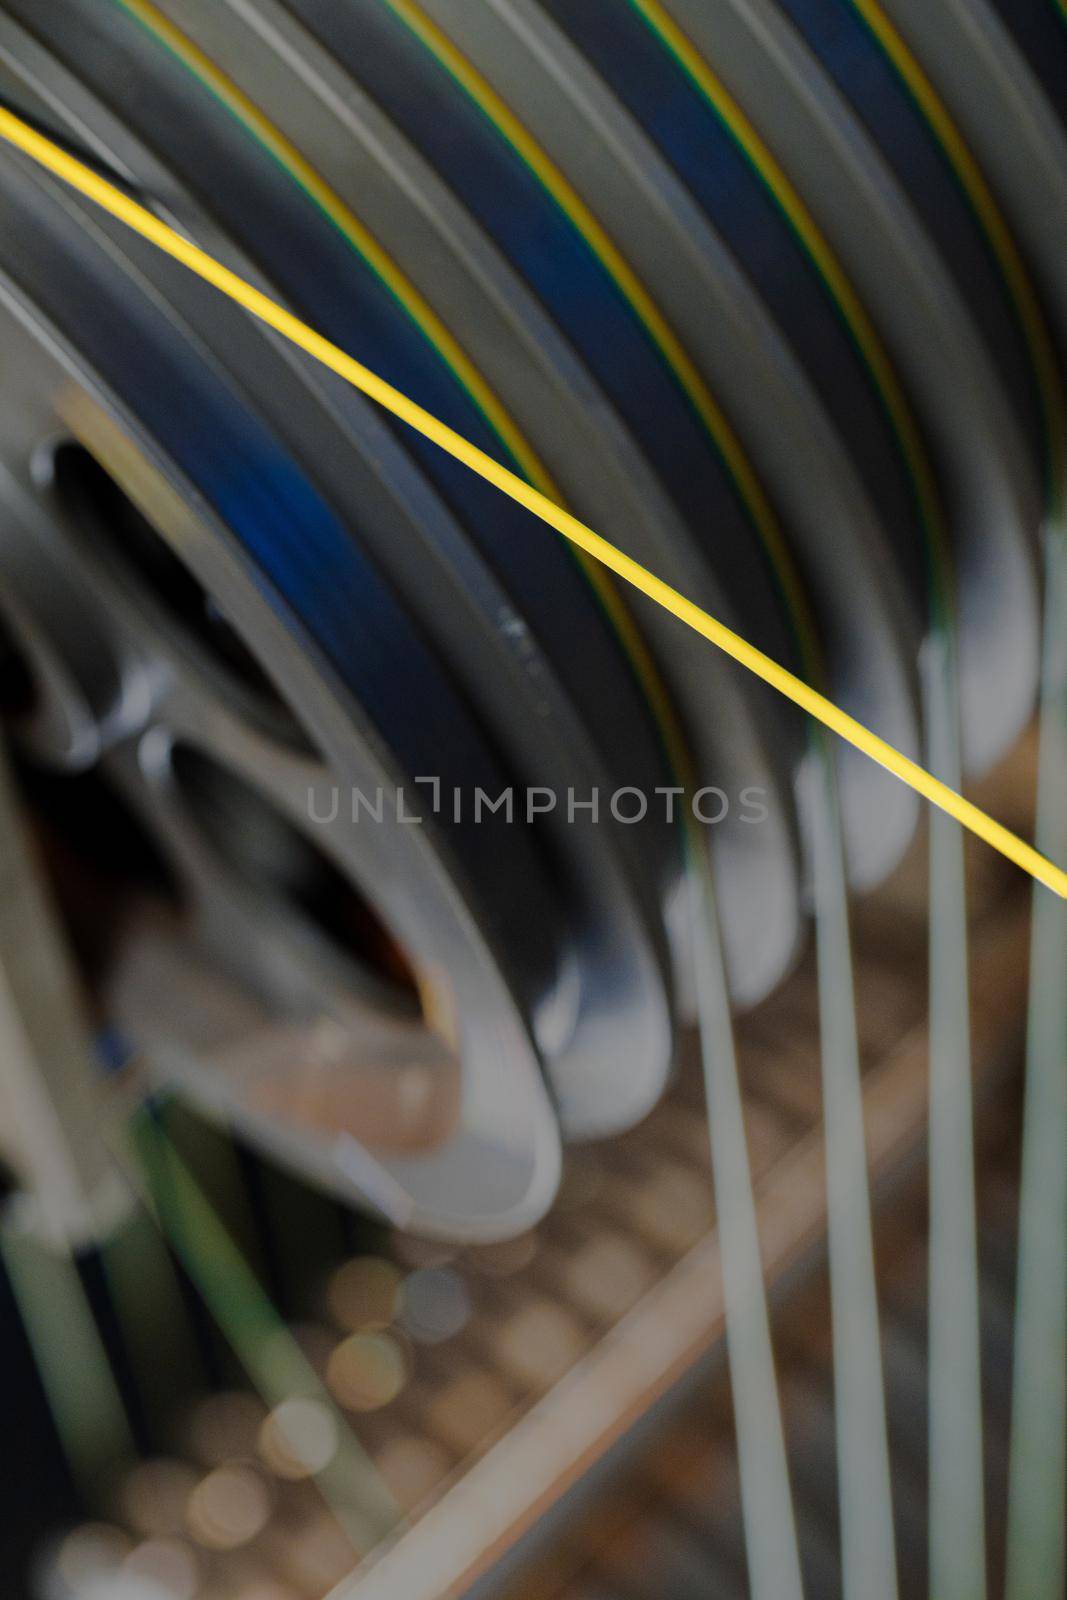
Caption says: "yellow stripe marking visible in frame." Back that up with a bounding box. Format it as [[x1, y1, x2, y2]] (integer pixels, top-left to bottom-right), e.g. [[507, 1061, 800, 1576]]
[[116, 0, 690, 780], [117, 0, 548, 489], [628, 0, 950, 569], [850, 0, 1067, 507], [0, 107, 1061, 895], [381, 0, 819, 663]]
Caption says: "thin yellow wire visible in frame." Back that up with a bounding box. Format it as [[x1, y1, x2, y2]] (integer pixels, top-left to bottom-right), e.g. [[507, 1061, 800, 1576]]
[[1, 105, 1063, 897]]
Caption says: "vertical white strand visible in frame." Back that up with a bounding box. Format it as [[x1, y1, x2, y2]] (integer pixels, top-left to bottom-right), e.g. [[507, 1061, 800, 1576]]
[[924, 635, 986, 1600], [1006, 532, 1067, 1600], [801, 741, 898, 1600], [687, 831, 806, 1600]]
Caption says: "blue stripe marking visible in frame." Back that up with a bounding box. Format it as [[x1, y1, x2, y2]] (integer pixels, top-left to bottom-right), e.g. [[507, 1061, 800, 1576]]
[[287, 0, 803, 687], [772, 0, 1043, 473], [545, 0, 932, 597], [1, 154, 566, 1000], [33, 0, 672, 805]]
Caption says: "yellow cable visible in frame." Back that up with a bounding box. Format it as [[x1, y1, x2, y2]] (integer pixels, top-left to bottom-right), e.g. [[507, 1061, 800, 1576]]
[[0, 105, 1062, 897]]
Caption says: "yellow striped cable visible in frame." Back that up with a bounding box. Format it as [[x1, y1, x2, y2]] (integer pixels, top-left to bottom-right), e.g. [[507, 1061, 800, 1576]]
[[849, 0, 1067, 510], [0, 105, 1063, 895], [627, 0, 951, 578], [115, 0, 692, 784], [115, 0, 547, 488], [379, 0, 820, 667]]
